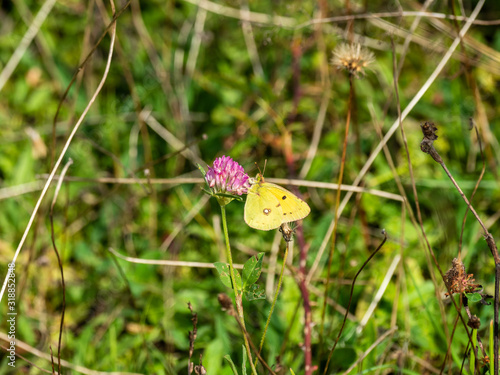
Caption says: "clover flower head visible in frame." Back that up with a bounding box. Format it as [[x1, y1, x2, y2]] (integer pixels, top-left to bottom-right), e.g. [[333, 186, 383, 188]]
[[331, 43, 375, 78], [205, 156, 251, 196]]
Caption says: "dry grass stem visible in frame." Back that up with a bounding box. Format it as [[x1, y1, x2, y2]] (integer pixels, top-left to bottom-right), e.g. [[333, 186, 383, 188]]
[[0, 2, 118, 305]]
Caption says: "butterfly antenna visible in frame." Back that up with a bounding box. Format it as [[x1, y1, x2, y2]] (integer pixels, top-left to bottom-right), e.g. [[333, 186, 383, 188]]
[[262, 160, 268, 176], [254, 162, 262, 175]]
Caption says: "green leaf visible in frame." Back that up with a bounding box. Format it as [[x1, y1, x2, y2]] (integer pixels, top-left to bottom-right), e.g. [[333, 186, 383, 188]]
[[242, 253, 264, 288], [244, 284, 266, 301], [224, 354, 239, 375], [214, 262, 242, 290], [290, 369, 296, 375], [465, 292, 482, 303]]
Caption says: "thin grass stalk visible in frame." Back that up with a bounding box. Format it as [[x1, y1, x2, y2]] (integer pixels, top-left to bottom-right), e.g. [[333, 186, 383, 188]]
[[220, 205, 258, 375], [458, 124, 486, 258], [323, 231, 388, 374], [254, 234, 291, 368], [319, 73, 354, 345]]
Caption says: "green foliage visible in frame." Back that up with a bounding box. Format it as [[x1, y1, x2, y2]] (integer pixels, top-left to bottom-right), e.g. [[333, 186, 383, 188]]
[[214, 262, 242, 290], [1, 0, 500, 374], [215, 253, 266, 301], [242, 253, 264, 288]]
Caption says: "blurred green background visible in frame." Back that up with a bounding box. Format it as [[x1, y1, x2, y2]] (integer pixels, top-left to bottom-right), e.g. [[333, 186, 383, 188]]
[[1, 0, 500, 373]]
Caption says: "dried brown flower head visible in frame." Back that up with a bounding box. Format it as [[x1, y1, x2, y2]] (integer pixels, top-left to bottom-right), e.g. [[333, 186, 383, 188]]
[[279, 222, 295, 242], [420, 121, 438, 141], [331, 43, 375, 77], [217, 293, 233, 311], [444, 258, 480, 296], [467, 315, 481, 330]]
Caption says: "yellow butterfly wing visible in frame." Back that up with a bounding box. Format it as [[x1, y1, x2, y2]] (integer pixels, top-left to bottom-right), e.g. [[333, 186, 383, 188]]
[[262, 182, 310, 224], [244, 176, 310, 231], [244, 183, 284, 230]]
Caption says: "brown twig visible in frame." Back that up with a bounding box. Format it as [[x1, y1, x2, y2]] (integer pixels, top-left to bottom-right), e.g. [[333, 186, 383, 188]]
[[420, 122, 500, 374], [187, 302, 198, 375], [50, 345, 55, 374]]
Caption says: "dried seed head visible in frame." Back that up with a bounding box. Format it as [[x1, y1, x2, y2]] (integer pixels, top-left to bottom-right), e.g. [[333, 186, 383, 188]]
[[331, 43, 375, 78], [420, 121, 443, 163], [194, 365, 207, 375], [467, 315, 481, 330], [421, 121, 438, 141], [279, 222, 295, 242], [444, 258, 480, 296], [218, 293, 233, 311]]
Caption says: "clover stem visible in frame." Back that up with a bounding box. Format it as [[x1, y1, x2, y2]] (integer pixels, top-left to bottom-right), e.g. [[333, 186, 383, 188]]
[[220, 205, 258, 375]]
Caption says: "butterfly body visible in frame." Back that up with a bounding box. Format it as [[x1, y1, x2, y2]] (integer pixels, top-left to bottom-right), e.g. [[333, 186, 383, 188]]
[[244, 174, 310, 231]]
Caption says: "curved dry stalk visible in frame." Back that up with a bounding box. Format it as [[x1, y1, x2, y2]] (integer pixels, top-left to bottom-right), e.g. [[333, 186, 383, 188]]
[[341, 327, 397, 375], [0, 0, 118, 305], [356, 254, 401, 335], [323, 231, 388, 374]]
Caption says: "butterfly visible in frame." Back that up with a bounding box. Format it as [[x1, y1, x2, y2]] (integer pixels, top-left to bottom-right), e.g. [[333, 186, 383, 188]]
[[244, 174, 311, 231]]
